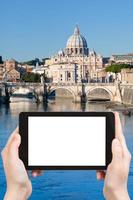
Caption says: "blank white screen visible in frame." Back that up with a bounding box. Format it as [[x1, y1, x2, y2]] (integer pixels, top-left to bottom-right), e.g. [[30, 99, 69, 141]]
[[28, 117, 106, 166]]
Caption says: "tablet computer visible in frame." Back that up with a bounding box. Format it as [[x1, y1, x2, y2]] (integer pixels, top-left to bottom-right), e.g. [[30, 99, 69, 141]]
[[19, 112, 115, 170]]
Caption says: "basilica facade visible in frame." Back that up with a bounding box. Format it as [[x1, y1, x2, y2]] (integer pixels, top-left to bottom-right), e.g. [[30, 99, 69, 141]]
[[45, 26, 103, 83]]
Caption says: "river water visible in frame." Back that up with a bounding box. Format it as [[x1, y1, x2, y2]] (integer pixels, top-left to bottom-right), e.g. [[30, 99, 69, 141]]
[[0, 98, 133, 200]]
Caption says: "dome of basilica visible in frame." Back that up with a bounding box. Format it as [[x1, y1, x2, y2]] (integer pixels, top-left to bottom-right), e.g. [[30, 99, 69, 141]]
[[66, 26, 88, 49], [66, 26, 88, 56]]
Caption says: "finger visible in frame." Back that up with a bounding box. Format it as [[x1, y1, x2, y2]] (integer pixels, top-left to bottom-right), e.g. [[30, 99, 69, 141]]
[[5, 127, 19, 149], [32, 170, 43, 177], [112, 138, 123, 162], [32, 171, 42, 177], [96, 171, 106, 180], [115, 112, 125, 142], [8, 133, 21, 159], [115, 112, 128, 151]]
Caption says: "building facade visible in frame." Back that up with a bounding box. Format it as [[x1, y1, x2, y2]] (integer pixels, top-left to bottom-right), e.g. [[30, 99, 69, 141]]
[[45, 26, 103, 83], [5, 59, 17, 71], [0, 64, 4, 81], [3, 59, 20, 82], [6, 68, 20, 82], [121, 68, 133, 83]]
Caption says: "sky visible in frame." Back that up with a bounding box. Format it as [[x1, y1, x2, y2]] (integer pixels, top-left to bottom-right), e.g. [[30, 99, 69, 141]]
[[0, 0, 133, 61]]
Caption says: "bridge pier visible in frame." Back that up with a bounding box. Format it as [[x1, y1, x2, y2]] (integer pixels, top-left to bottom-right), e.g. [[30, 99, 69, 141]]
[[34, 92, 44, 103], [0, 83, 10, 104], [81, 94, 87, 103], [34, 91, 48, 104], [43, 84, 49, 104], [81, 84, 87, 103], [33, 83, 49, 104]]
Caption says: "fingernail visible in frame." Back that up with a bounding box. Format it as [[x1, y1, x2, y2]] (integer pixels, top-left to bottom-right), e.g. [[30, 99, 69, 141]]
[[32, 173, 37, 177]]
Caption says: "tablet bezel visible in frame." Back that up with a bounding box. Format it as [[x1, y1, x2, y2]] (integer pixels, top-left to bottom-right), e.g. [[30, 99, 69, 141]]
[[19, 112, 115, 170]]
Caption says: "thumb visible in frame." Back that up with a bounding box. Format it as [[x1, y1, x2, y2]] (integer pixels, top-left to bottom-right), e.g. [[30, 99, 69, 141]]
[[112, 138, 123, 162], [9, 133, 21, 159]]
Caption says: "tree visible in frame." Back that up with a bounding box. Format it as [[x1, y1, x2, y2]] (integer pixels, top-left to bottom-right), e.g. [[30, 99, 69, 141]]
[[21, 72, 41, 83], [106, 64, 133, 73], [21, 58, 41, 66]]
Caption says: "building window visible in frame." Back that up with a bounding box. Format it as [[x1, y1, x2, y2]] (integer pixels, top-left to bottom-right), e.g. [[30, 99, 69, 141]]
[[68, 72, 71, 78], [60, 74, 62, 78], [75, 48, 78, 54], [80, 48, 82, 54]]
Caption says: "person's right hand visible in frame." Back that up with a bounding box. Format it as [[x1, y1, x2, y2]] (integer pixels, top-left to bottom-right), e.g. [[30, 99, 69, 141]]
[[1, 127, 42, 200], [97, 112, 132, 200]]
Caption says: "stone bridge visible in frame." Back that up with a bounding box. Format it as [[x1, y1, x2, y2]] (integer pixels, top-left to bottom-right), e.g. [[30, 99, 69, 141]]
[[0, 82, 122, 103], [48, 83, 122, 102]]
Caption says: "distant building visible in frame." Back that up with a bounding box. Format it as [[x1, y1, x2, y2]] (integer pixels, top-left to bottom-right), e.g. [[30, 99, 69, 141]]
[[5, 59, 17, 71], [0, 56, 4, 81], [3, 59, 20, 82], [6, 68, 20, 82], [121, 68, 133, 83], [20, 64, 33, 73], [32, 60, 45, 75], [0, 64, 4, 81], [110, 54, 133, 65], [45, 26, 103, 83], [97, 68, 107, 82], [42, 58, 50, 65]]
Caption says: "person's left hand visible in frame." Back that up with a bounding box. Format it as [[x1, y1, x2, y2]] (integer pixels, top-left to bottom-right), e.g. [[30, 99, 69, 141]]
[[96, 112, 131, 200], [1, 127, 42, 200]]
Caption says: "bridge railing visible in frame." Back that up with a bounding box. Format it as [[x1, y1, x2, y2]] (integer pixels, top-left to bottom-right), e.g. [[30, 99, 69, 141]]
[[0, 82, 118, 87], [3, 81, 133, 88], [47, 83, 116, 87], [6, 82, 43, 87]]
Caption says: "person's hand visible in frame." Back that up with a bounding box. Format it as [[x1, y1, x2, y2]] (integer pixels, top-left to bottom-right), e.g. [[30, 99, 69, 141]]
[[97, 112, 131, 200], [1, 127, 42, 200]]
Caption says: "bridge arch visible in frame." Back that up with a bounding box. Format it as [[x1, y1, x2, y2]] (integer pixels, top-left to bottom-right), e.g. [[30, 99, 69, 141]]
[[49, 87, 76, 101], [10, 86, 34, 95], [86, 86, 114, 101]]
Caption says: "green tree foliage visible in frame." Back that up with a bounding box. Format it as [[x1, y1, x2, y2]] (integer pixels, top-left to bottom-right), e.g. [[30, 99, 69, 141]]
[[106, 64, 133, 73], [21, 72, 41, 82], [21, 58, 41, 66]]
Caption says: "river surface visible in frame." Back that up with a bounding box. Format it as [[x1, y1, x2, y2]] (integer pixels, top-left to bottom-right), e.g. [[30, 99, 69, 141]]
[[0, 98, 133, 200]]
